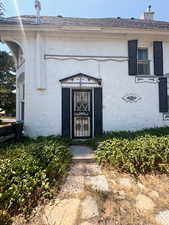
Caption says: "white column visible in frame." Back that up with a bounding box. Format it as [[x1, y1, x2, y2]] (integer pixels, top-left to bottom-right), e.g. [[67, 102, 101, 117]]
[[36, 32, 46, 90], [36, 32, 41, 89]]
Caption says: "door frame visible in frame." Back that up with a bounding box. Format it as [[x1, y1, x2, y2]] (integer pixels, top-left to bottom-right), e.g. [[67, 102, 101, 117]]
[[72, 89, 93, 139]]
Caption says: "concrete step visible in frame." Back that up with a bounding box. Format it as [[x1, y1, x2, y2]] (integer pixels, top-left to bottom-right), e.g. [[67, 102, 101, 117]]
[[69, 145, 96, 162], [72, 158, 96, 163]]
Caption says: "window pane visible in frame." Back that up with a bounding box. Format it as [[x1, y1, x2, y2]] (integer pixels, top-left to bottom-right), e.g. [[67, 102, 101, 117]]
[[138, 63, 149, 75], [23, 84, 25, 100], [137, 48, 150, 75], [21, 102, 24, 121], [138, 49, 148, 60]]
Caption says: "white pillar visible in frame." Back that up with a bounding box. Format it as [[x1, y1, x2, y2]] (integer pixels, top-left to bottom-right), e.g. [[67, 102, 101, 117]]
[[36, 32, 46, 90]]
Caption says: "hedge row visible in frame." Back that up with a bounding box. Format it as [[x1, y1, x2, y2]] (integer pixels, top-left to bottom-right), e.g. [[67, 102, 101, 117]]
[[96, 135, 169, 175], [0, 136, 72, 224], [88, 127, 169, 148]]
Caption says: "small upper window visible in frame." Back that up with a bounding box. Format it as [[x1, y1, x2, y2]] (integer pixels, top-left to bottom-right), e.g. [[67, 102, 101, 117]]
[[138, 48, 148, 60], [137, 48, 150, 75]]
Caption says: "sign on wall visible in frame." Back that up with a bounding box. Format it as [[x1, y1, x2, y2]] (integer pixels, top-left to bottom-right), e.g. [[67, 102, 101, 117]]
[[122, 93, 141, 103], [163, 113, 169, 121], [135, 76, 158, 83]]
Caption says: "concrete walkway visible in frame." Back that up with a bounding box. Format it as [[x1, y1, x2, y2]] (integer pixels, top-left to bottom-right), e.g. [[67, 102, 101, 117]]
[[25, 145, 109, 225], [69, 145, 95, 161], [42, 160, 108, 225], [14, 145, 168, 225]]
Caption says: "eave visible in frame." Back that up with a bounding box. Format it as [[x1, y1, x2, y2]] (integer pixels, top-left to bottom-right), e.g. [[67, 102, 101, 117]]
[[0, 24, 169, 36]]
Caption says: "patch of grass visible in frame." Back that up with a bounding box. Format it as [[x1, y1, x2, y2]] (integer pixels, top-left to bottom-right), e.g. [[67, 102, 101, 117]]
[[0, 136, 72, 224]]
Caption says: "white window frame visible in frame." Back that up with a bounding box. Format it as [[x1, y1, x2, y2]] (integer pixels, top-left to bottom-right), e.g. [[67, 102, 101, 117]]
[[137, 48, 150, 75]]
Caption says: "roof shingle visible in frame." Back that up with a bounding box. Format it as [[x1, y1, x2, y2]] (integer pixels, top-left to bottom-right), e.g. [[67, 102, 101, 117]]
[[1, 15, 169, 31]]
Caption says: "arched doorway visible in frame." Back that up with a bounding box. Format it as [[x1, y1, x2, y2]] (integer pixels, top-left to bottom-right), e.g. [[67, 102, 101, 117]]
[[0, 40, 25, 123]]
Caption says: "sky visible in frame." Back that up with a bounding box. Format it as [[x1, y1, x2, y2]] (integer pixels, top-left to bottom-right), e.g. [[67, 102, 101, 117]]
[[3, 0, 169, 21], [1, 0, 169, 51]]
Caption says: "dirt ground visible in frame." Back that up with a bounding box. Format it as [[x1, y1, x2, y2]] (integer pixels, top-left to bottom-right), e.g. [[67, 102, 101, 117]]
[[93, 166, 169, 225], [12, 163, 169, 225]]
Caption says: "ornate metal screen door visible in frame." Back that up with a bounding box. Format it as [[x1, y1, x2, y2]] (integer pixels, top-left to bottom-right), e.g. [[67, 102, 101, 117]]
[[72, 90, 92, 138]]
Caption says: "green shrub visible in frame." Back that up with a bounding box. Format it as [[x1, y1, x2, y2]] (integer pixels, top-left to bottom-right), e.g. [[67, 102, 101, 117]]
[[96, 135, 169, 175], [87, 127, 169, 148], [0, 210, 12, 225], [0, 136, 72, 221], [31, 139, 72, 182]]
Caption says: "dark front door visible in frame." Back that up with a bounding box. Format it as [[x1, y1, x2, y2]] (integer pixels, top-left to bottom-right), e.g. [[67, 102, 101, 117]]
[[72, 90, 92, 138]]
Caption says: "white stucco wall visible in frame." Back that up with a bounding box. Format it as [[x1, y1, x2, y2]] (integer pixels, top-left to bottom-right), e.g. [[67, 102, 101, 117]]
[[16, 31, 169, 137]]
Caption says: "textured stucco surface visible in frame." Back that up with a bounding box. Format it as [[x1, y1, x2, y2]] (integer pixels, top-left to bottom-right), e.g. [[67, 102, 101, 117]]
[[11, 31, 169, 137]]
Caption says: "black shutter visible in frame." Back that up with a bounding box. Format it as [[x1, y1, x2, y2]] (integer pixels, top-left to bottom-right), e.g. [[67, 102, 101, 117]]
[[154, 41, 163, 75], [94, 87, 103, 136], [159, 77, 168, 113], [128, 40, 138, 75], [62, 88, 70, 137]]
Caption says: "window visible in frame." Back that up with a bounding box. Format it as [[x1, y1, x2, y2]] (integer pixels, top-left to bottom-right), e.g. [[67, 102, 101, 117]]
[[21, 102, 24, 121], [19, 84, 25, 121], [137, 48, 150, 75]]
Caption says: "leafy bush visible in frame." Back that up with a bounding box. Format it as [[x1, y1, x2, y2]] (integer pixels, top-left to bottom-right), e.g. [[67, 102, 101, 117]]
[[96, 134, 169, 175], [88, 127, 169, 148], [0, 210, 12, 225], [0, 136, 72, 221]]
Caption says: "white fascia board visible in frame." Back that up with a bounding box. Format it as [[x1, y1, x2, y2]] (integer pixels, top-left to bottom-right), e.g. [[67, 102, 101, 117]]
[[0, 24, 169, 36]]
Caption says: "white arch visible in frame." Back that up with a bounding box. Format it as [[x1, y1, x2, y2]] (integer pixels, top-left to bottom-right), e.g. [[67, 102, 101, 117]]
[[1, 39, 24, 68], [1, 37, 24, 52]]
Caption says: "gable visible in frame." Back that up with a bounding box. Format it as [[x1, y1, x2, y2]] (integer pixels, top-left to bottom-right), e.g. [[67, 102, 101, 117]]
[[59, 73, 102, 87]]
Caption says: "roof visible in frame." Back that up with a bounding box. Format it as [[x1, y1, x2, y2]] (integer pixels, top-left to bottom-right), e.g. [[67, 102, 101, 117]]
[[59, 73, 102, 84], [1, 15, 169, 31]]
